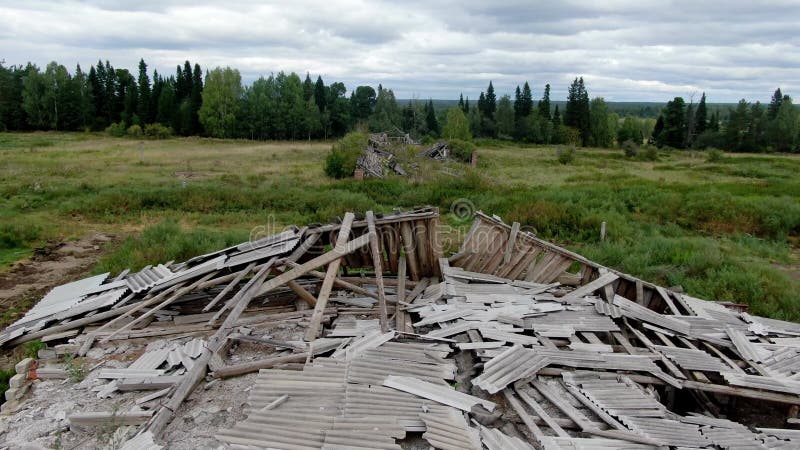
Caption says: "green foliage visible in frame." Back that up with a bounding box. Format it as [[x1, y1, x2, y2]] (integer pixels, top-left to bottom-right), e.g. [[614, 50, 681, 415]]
[[199, 67, 242, 138], [105, 121, 127, 137], [706, 148, 724, 163], [448, 139, 476, 163], [144, 123, 172, 139], [0, 368, 13, 404], [556, 146, 576, 164], [622, 139, 639, 157], [324, 132, 368, 178], [62, 354, 86, 382], [0, 219, 42, 250], [23, 340, 47, 359], [95, 220, 247, 273], [639, 146, 659, 161], [589, 97, 616, 147], [126, 124, 142, 137], [441, 107, 472, 141]]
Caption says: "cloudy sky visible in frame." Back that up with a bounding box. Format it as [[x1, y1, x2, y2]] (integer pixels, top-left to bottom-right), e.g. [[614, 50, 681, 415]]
[[2, 0, 798, 102]]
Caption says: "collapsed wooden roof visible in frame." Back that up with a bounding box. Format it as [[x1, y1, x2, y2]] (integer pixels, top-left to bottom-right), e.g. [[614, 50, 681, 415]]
[[3, 207, 800, 449]]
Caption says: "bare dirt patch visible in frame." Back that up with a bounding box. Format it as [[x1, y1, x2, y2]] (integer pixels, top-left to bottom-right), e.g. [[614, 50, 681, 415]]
[[0, 233, 117, 328]]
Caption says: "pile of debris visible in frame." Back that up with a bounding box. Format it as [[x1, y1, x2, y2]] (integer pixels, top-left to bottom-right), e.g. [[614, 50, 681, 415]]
[[2, 208, 800, 449], [356, 132, 456, 179], [419, 142, 450, 160]]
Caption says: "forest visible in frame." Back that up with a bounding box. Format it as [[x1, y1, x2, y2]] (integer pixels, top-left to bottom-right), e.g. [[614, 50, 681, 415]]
[[0, 58, 798, 153]]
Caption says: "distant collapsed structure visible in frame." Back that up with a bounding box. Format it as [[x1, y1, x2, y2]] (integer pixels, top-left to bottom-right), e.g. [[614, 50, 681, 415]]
[[2, 208, 800, 448], [356, 130, 452, 178]]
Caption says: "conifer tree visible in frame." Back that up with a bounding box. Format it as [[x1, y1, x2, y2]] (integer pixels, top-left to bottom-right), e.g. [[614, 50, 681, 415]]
[[513, 86, 522, 119], [520, 82, 533, 117], [425, 99, 439, 135], [485, 81, 497, 119], [768, 88, 783, 120], [538, 83, 551, 121], [695, 92, 707, 135], [303, 73, 313, 102], [314, 75, 326, 112], [137, 59, 151, 123]]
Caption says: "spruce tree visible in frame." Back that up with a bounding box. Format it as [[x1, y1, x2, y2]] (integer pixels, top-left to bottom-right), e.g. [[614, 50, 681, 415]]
[[485, 81, 496, 119], [695, 92, 707, 135], [768, 88, 783, 120], [552, 105, 561, 126], [190, 64, 203, 134], [137, 59, 151, 123], [463, 97, 469, 114], [513, 86, 522, 119], [314, 76, 326, 112], [520, 82, 533, 117], [425, 99, 439, 135], [538, 83, 551, 121], [303, 73, 313, 102], [458, 93, 464, 112]]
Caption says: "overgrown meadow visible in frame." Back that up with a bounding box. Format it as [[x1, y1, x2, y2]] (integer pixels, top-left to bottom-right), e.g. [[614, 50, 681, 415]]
[[1, 132, 799, 320]]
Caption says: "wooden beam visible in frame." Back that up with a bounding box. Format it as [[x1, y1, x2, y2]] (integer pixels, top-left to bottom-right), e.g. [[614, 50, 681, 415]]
[[211, 352, 310, 378], [503, 222, 520, 265], [305, 212, 355, 341], [366, 211, 389, 332], [201, 263, 255, 312], [396, 256, 407, 331]]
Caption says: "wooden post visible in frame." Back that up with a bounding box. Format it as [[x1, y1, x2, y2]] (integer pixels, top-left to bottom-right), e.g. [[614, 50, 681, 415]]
[[304, 212, 355, 341], [366, 211, 389, 332], [600, 221, 607, 241]]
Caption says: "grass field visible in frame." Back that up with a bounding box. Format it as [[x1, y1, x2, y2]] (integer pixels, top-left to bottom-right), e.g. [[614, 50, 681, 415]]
[[1, 132, 799, 320]]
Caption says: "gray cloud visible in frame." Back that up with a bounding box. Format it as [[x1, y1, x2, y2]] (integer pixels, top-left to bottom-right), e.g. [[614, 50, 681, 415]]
[[0, 0, 798, 102]]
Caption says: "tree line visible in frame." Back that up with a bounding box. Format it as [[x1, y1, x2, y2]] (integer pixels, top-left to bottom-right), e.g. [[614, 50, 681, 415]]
[[1, 58, 797, 152], [652, 89, 800, 152]]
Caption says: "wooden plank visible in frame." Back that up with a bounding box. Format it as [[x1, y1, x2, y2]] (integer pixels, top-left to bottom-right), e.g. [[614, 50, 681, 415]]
[[399, 221, 421, 281], [515, 387, 569, 437], [202, 263, 256, 312], [428, 217, 445, 278], [396, 256, 407, 332], [253, 232, 369, 297], [209, 263, 273, 324], [211, 352, 310, 378], [305, 212, 355, 341], [503, 222, 521, 265], [561, 272, 619, 302], [503, 389, 545, 443], [366, 211, 389, 332], [100, 272, 217, 344], [286, 280, 318, 307], [69, 411, 153, 426]]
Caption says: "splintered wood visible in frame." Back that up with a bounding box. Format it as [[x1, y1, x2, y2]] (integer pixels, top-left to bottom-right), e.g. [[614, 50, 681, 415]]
[[4, 207, 800, 449]]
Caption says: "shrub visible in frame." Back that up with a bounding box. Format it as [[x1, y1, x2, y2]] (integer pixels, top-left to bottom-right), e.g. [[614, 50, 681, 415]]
[[0, 221, 42, 250], [448, 139, 476, 163], [707, 148, 724, 163], [324, 132, 368, 178], [23, 340, 47, 359], [556, 146, 576, 165], [622, 139, 639, 157], [105, 122, 127, 137], [127, 124, 143, 137], [144, 123, 173, 139]]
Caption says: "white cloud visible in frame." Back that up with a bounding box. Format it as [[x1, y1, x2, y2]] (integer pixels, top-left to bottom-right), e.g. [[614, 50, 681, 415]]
[[0, 0, 797, 101]]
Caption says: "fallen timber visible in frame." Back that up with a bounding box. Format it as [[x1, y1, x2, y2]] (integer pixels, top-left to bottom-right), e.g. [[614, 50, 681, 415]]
[[2, 207, 800, 449]]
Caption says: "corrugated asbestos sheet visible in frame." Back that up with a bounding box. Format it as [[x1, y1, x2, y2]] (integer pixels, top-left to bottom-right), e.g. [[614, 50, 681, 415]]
[[652, 345, 731, 372], [618, 416, 710, 447], [119, 431, 163, 450], [420, 407, 481, 450], [565, 374, 666, 418], [126, 265, 174, 293], [473, 345, 550, 393], [480, 424, 536, 450], [540, 437, 654, 449], [683, 415, 767, 450]]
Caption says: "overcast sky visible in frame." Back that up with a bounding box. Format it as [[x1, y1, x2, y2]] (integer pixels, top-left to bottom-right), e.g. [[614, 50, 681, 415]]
[[2, 0, 798, 102]]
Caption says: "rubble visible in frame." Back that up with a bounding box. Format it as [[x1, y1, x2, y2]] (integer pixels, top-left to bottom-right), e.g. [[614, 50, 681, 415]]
[[1, 207, 799, 449]]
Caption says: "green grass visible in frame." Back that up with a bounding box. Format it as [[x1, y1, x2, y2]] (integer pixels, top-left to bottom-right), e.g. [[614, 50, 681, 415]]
[[1, 132, 799, 320]]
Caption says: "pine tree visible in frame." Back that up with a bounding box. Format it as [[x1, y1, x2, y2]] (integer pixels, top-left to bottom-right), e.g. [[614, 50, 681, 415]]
[[137, 59, 151, 123], [695, 92, 707, 135], [538, 84, 551, 121]]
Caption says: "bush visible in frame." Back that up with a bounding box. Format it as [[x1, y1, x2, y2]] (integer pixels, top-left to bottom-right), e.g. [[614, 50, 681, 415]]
[[707, 148, 724, 163], [0, 221, 42, 250], [556, 146, 576, 165], [622, 140, 639, 157], [127, 124, 143, 137], [448, 139, 476, 163], [144, 123, 173, 139], [324, 132, 368, 179], [105, 122, 127, 137]]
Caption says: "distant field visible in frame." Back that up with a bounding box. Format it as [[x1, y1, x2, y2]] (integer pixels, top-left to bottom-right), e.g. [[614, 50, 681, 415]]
[[1, 132, 799, 320]]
